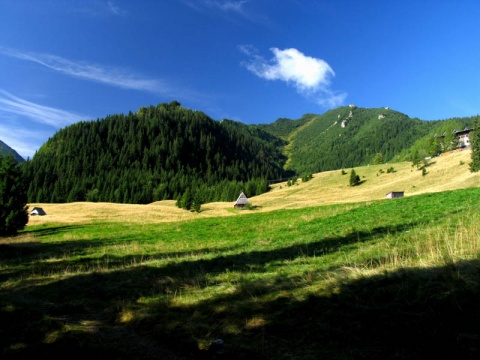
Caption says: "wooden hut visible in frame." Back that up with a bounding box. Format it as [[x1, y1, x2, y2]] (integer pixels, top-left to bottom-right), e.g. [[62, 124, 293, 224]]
[[386, 191, 404, 199], [233, 192, 249, 208], [30, 207, 47, 216]]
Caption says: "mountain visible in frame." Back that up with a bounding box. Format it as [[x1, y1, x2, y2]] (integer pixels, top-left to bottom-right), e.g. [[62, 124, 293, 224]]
[[23, 102, 478, 205], [23, 101, 287, 204], [0, 139, 24, 163], [259, 106, 478, 175]]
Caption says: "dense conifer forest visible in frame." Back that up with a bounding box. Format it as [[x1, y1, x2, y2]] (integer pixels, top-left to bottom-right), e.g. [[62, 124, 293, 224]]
[[21, 102, 478, 206], [23, 102, 287, 205]]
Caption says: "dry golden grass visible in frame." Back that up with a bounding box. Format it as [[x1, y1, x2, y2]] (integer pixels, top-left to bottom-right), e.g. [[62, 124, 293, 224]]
[[27, 200, 195, 225], [27, 150, 479, 226], [0, 232, 37, 245]]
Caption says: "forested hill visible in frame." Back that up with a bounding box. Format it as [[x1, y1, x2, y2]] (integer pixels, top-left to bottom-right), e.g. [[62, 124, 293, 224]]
[[23, 102, 478, 205], [24, 101, 287, 204], [0, 139, 24, 163], [259, 106, 478, 175]]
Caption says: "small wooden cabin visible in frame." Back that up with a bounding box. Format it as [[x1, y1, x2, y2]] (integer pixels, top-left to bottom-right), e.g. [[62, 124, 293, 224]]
[[386, 191, 404, 199], [233, 192, 249, 208], [30, 207, 46, 216]]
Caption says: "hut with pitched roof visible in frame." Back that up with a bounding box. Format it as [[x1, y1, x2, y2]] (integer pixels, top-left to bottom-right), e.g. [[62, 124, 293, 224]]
[[233, 192, 249, 208]]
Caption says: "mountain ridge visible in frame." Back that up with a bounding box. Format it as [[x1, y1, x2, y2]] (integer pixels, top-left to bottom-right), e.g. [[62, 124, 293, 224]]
[[258, 106, 477, 174], [23, 102, 478, 205]]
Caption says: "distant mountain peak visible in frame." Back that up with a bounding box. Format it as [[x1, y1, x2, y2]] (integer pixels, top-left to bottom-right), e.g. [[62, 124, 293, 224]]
[[0, 139, 25, 162]]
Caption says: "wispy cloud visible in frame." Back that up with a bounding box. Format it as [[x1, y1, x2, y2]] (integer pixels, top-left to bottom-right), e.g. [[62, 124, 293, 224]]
[[240, 45, 347, 108], [107, 1, 127, 16], [183, 0, 248, 13], [0, 90, 90, 158], [73, 1, 127, 17], [206, 0, 248, 13], [0, 123, 49, 159], [0, 47, 164, 93], [0, 89, 87, 128], [183, 0, 269, 24]]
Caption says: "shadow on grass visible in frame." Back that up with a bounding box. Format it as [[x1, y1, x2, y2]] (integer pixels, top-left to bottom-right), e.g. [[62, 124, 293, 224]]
[[2, 256, 479, 359], [0, 220, 412, 286], [4, 218, 480, 359], [24, 225, 86, 237], [142, 259, 480, 360]]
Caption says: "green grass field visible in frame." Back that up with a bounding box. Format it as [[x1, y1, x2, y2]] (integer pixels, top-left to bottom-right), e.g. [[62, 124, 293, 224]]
[[1, 182, 480, 359]]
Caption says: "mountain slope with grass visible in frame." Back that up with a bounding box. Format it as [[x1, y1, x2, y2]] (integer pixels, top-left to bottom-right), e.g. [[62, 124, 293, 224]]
[[27, 148, 478, 225], [277, 106, 478, 175]]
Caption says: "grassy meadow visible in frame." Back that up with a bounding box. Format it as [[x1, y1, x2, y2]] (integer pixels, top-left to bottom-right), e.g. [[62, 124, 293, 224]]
[[1, 150, 480, 359]]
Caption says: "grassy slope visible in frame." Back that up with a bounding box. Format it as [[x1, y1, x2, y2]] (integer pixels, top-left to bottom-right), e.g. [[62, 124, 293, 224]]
[[1, 150, 479, 359], [27, 149, 478, 224], [282, 115, 319, 171]]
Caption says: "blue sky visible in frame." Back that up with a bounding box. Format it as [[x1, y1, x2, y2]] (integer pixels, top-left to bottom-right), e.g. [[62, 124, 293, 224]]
[[1, 0, 480, 159]]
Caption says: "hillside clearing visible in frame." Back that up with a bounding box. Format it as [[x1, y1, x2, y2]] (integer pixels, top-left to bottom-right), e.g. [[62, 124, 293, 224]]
[[28, 149, 478, 225]]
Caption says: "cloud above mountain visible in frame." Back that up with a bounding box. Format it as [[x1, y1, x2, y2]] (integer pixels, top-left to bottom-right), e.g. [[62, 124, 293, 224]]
[[240, 46, 346, 107]]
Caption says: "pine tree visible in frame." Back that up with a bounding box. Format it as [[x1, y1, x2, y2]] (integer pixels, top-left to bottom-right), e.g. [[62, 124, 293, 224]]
[[0, 154, 29, 236], [469, 122, 480, 172]]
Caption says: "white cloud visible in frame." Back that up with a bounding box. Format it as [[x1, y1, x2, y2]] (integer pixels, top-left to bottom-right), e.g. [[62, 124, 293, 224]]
[[240, 46, 346, 107], [0, 47, 164, 93], [0, 90, 87, 128]]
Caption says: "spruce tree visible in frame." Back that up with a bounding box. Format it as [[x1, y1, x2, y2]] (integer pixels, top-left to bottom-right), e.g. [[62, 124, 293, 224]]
[[349, 169, 361, 186], [0, 154, 29, 236], [469, 122, 480, 172]]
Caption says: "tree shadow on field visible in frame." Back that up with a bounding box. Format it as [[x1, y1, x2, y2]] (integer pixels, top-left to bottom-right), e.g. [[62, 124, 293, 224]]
[[25, 225, 86, 237], [142, 259, 480, 360], [0, 234, 248, 285], [1, 222, 480, 359], [3, 259, 479, 359]]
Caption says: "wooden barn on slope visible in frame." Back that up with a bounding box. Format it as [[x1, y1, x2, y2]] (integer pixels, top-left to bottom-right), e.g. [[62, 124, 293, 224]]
[[234, 192, 249, 208], [30, 207, 47, 216], [386, 191, 404, 199]]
